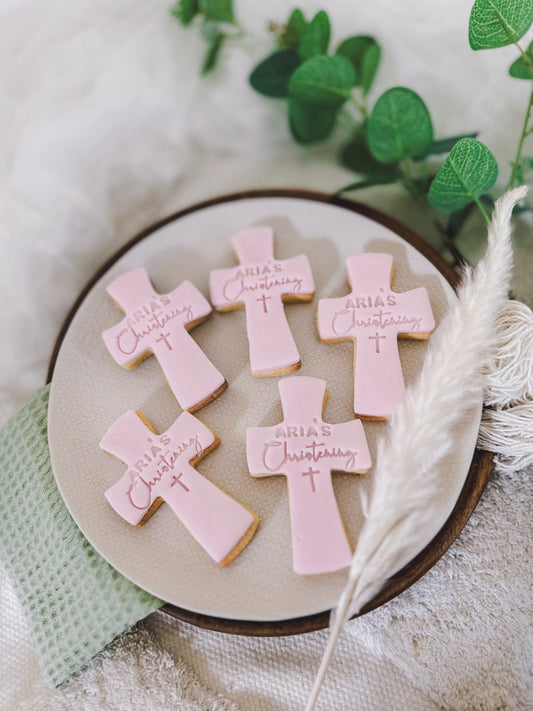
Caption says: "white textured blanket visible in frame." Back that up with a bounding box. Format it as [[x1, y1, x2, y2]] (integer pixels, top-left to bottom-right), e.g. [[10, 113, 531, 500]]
[[1, 1, 531, 709]]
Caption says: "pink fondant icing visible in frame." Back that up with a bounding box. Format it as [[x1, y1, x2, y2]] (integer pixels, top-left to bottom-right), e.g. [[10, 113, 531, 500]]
[[246, 376, 371, 575], [100, 410, 256, 564], [209, 227, 315, 375], [102, 268, 225, 412], [318, 253, 435, 419]]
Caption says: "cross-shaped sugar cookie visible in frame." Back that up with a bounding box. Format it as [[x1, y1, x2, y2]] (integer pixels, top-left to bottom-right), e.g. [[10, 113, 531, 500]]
[[102, 268, 226, 412], [100, 410, 258, 567], [318, 253, 435, 419], [209, 227, 315, 376], [246, 376, 370, 575]]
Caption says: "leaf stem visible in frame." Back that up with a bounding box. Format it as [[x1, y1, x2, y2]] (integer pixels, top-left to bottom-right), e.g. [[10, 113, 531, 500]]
[[337, 109, 359, 135], [508, 87, 533, 189], [348, 94, 368, 119], [398, 162, 426, 209], [512, 40, 533, 77], [399, 162, 466, 267], [473, 196, 490, 224]]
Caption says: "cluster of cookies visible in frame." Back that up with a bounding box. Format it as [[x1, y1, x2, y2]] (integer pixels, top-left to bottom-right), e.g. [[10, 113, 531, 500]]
[[100, 227, 435, 575]]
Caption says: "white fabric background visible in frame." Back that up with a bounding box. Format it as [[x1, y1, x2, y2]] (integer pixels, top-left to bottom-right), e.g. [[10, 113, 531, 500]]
[[1, 1, 532, 709]]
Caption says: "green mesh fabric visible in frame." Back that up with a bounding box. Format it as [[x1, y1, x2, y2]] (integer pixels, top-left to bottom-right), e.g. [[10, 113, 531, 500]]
[[0, 386, 162, 688]]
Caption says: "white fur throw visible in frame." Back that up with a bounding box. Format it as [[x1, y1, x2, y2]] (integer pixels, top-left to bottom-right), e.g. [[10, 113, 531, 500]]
[[1, 1, 531, 710]]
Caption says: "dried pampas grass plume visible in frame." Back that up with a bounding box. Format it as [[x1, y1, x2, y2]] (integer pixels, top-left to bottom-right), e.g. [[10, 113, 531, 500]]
[[305, 186, 527, 711]]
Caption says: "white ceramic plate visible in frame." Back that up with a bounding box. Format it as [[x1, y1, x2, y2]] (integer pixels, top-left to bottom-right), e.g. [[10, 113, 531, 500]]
[[48, 195, 481, 622]]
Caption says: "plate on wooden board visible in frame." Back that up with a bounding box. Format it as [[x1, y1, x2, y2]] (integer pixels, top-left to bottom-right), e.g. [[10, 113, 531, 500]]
[[47, 190, 492, 636]]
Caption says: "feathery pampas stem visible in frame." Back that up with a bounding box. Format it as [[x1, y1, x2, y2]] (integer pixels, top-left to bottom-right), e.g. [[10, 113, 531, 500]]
[[305, 186, 527, 711]]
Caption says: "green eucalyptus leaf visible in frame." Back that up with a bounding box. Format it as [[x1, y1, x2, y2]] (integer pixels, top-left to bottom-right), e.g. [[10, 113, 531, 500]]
[[469, 0, 533, 50], [171, 0, 200, 26], [509, 40, 533, 78], [416, 132, 479, 159], [298, 11, 331, 61], [336, 176, 398, 195], [336, 35, 372, 71], [288, 98, 337, 143], [336, 36, 381, 95], [367, 87, 434, 163], [278, 8, 308, 50], [201, 29, 226, 74], [288, 8, 307, 35], [249, 50, 301, 97], [360, 42, 381, 96], [428, 138, 498, 212], [200, 0, 234, 23], [340, 124, 399, 179], [289, 55, 356, 108]]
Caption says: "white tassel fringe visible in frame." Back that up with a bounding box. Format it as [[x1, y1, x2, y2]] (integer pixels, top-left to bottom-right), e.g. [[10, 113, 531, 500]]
[[477, 299, 533, 473], [478, 404, 533, 473], [483, 300, 533, 407]]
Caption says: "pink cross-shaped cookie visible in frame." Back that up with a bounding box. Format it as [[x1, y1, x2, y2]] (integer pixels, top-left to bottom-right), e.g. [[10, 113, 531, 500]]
[[318, 253, 435, 419], [102, 268, 226, 412], [100, 410, 258, 567], [209, 227, 315, 376], [246, 376, 371, 575]]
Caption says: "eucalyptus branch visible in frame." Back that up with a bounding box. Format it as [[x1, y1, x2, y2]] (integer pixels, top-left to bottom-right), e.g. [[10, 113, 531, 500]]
[[398, 162, 426, 209], [508, 87, 533, 189], [175, 0, 531, 266], [399, 162, 467, 267]]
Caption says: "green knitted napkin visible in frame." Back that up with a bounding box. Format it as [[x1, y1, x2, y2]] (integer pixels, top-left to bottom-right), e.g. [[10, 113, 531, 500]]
[[0, 385, 162, 688]]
